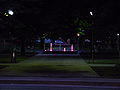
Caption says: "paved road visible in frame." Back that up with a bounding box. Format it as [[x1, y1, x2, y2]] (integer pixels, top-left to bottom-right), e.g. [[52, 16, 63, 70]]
[[0, 84, 119, 90], [0, 77, 120, 90], [0, 77, 120, 83]]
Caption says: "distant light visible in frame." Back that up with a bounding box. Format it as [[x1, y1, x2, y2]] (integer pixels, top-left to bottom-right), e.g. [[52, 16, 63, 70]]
[[117, 33, 119, 36], [36, 40, 41, 42], [77, 33, 80, 37], [85, 39, 91, 42], [8, 10, 14, 15], [96, 40, 102, 43], [50, 43, 53, 51], [13, 52, 15, 57], [90, 11, 93, 16], [64, 48, 66, 52], [71, 44, 74, 52], [4, 13, 9, 16]]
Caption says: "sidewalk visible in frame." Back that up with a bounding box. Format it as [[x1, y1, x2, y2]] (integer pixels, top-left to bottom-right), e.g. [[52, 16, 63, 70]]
[[89, 64, 116, 67], [35, 53, 80, 56]]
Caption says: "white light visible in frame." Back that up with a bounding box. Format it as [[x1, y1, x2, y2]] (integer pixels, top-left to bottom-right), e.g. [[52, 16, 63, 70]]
[[4, 13, 9, 16], [77, 33, 80, 37], [85, 39, 91, 42], [13, 52, 15, 57], [90, 11, 93, 16], [8, 10, 14, 15], [117, 33, 119, 36], [64, 48, 66, 52]]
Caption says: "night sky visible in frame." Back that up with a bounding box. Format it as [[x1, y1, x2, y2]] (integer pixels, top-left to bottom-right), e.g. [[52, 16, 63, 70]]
[[0, 0, 120, 39]]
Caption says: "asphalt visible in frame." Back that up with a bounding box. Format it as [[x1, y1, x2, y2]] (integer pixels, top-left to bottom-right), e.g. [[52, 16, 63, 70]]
[[0, 77, 120, 88], [0, 84, 119, 90], [0, 77, 120, 83]]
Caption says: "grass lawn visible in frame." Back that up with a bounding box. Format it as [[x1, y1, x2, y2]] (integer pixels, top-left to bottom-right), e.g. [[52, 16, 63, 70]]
[[0, 56, 11, 63], [0, 57, 98, 77], [86, 59, 118, 64], [91, 66, 120, 78], [0, 55, 31, 75], [0, 55, 32, 63], [84, 59, 120, 78], [1, 56, 120, 78]]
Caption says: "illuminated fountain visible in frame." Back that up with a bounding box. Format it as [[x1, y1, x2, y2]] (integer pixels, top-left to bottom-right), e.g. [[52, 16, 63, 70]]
[[64, 48, 66, 52], [50, 43, 53, 51], [71, 44, 74, 51]]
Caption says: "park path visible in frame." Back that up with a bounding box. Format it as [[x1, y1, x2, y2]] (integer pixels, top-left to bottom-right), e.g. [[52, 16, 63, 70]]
[[1, 54, 99, 78]]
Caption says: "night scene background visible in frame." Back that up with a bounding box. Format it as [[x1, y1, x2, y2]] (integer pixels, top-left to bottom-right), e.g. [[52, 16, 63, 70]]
[[0, 0, 120, 79]]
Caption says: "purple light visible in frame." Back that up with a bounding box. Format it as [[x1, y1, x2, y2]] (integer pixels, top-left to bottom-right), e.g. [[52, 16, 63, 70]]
[[64, 48, 66, 52], [71, 44, 74, 51], [50, 43, 53, 51]]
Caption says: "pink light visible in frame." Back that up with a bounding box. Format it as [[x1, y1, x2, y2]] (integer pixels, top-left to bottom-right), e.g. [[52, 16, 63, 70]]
[[71, 44, 74, 51], [64, 48, 66, 52], [50, 43, 53, 51]]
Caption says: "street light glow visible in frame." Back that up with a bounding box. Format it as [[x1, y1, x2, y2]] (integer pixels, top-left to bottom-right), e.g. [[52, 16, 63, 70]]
[[77, 33, 80, 37], [90, 11, 93, 16], [8, 10, 14, 15], [117, 33, 119, 36]]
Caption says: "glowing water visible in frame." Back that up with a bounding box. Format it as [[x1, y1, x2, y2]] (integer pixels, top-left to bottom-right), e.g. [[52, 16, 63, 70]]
[[71, 44, 74, 51], [64, 48, 66, 52], [50, 43, 53, 51]]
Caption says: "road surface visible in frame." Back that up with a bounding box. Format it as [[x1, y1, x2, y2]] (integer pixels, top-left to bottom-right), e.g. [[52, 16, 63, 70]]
[[0, 77, 120, 90], [0, 84, 120, 90]]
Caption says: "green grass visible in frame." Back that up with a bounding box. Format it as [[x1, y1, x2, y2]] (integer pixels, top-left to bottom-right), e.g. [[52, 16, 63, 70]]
[[1, 57, 119, 78], [86, 59, 118, 64], [0, 57, 97, 77], [86, 59, 120, 78], [16, 56, 30, 63], [91, 66, 120, 78], [0, 56, 30, 63], [4, 60, 89, 72], [0, 57, 11, 63]]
